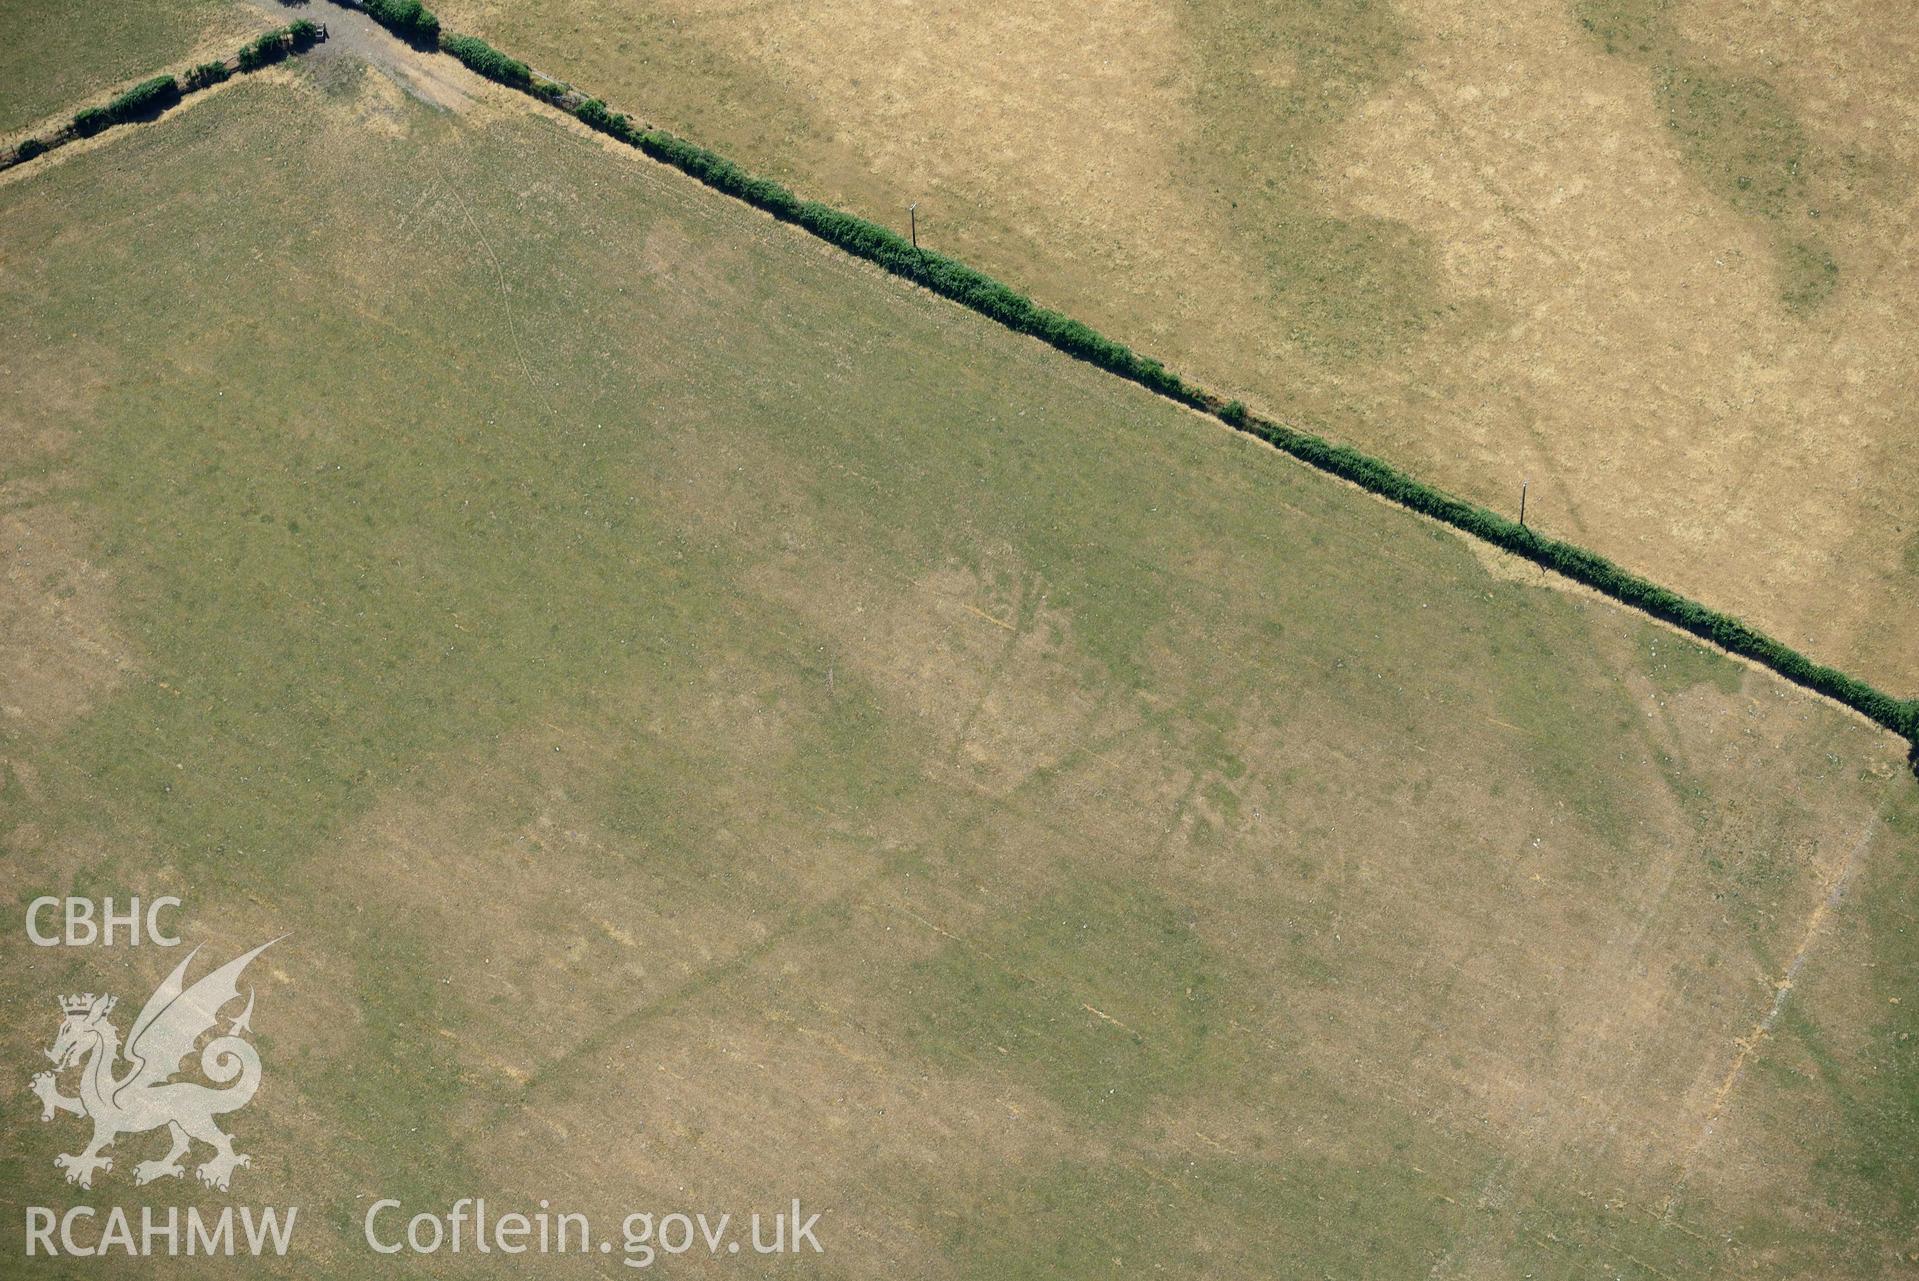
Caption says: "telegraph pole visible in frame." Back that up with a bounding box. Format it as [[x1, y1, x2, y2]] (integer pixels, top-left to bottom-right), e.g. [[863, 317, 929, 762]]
[[1519, 479, 1529, 528], [909, 202, 919, 249]]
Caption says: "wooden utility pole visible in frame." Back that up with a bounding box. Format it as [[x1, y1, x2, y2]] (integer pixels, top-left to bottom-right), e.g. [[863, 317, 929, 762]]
[[909, 202, 919, 249], [1519, 479, 1529, 528]]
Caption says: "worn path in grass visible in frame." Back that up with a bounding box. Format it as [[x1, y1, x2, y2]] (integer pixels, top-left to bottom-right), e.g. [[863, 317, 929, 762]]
[[241, 0, 475, 110]]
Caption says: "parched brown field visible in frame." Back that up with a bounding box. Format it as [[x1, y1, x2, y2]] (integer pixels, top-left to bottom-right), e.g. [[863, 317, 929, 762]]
[[431, 0, 1919, 696], [2, 52, 1916, 1278]]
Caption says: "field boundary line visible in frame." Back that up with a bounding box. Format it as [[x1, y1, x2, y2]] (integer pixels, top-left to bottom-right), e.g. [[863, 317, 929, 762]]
[[0, 20, 327, 174], [390, 20, 1919, 757], [1660, 788, 1893, 1217], [21, 0, 1918, 762]]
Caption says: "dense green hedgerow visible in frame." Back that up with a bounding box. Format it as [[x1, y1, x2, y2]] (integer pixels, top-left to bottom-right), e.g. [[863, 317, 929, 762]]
[[184, 59, 231, 90], [72, 74, 182, 138], [237, 20, 319, 70], [362, 0, 440, 44], [239, 27, 286, 70], [556, 100, 1206, 410], [573, 98, 632, 138], [1225, 409, 1919, 742], [440, 34, 531, 89], [236, 33, 274, 71], [109, 75, 182, 122], [71, 105, 112, 136], [59, 23, 319, 147], [452, 24, 1919, 749]]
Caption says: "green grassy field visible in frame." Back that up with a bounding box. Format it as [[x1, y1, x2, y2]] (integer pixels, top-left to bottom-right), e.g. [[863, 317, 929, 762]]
[[2, 64, 1915, 1278], [0, 0, 267, 135], [430, 0, 1919, 695]]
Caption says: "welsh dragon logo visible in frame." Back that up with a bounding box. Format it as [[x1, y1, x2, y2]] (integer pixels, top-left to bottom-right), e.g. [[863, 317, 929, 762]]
[[30, 938, 281, 1192]]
